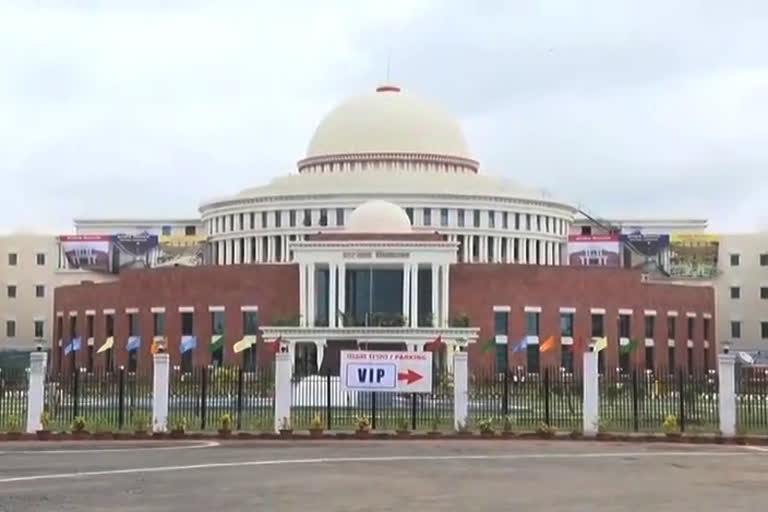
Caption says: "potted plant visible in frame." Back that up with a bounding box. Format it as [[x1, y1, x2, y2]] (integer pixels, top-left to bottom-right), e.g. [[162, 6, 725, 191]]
[[218, 413, 233, 438], [456, 421, 473, 438], [501, 416, 516, 438], [90, 416, 113, 440], [133, 413, 151, 438], [427, 417, 442, 438], [396, 418, 411, 438], [355, 415, 371, 438], [37, 411, 52, 440], [4, 415, 23, 441], [595, 417, 611, 440], [71, 416, 89, 440], [309, 414, 324, 438], [170, 415, 188, 439], [662, 414, 680, 439], [478, 418, 495, 438], [535, 422, 555, 439], [279, 417, 293, 438]]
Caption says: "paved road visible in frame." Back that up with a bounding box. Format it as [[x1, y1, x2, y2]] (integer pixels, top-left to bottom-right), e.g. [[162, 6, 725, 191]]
[[0, 440, 766, 511]]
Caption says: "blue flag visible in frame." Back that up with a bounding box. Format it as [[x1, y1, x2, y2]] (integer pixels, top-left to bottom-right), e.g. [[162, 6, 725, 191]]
[[511, 337, 528, 354], [126, 336, 141, 351], [64, 342, 73, 356], [180, 335, 197, 353], [72, 337, 82, 352]]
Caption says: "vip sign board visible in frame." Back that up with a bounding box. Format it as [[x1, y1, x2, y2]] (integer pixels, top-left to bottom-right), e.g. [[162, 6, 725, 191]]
[[341, 351, 433, 393]]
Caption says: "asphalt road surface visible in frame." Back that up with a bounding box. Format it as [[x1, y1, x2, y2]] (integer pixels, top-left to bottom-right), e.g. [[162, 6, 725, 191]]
[[0, 440, 766, 511]]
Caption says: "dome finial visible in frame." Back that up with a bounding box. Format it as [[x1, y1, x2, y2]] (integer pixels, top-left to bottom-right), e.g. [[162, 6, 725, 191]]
[[376, 85, 401, 93]]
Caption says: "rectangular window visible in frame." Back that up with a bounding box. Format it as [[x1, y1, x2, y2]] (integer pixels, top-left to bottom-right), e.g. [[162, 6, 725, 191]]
[[561, 345, 573, 373], [526, 214, 531, 231], [36, 253, 46, 265], [162, 225, 172, 236], [35, 285, 45, 298], [730, 286, 740, 299], [70, 315, 78, 338], [275, 210, 282, 228], [211, 311, 225, 366], [181, 312, 194, 336], [6, 320, 16, 338], [261, 211, 268, 229], [8, 253, 17, 266], [618, 314, 631, 338], [153, 312, 165, 337], [87, 315, 94, 338], [687, 316, 695, 340], [545, 216, 550, 233], [457, 209, 465, 227], [405, 208, 414, 224], [494, 311, 508, 336], [591, 314, 605, 338], [239, 214, 244, 230], [667, 316, 676, 339], [514, 213, 520, 230], [106, 314, 114, 337], [687, 347, 693, 375], [243, 311, 259, 371], [703, 318, 710, 340], [7, 285, 16, 298], [761, 253, 768, 266], [473, 209, 480, 228], [185, 225, 197, 236], [319, 209, 327, 226], [440, 208, 448, 227], [289, 210, 296, 227], [644, 315, 654, 339], [762, 321, 768, 339], [668, 346, 676, 372], [502, 212, 508, 229], [761, 287, 768, 299], [560, 313, 574, 337], [527, 344, 540, 373], [526, 312, 540, 336], [303, 209, 311, 227], [423, 208, 432, 226], [127, 313, 138, 336], [730, 253, 740, 266], [87, 344, 94, 373], [581, 225, 592, 235], [495, 344, 507, 373], [488, 211, 495, 228], [34, 320, 44, 338], [645, 346, 654, 372], [336, 208, 344, 226], [731, 321, 741, 339], [619, 348, 630, 374], [250, 212, 255, 229]]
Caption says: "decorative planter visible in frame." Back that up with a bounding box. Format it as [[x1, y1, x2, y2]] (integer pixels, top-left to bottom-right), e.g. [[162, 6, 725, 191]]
[[170, 429, 186, 439], [568, 431, 582, 440], [309, 428, 324, 439], [501, 431, 517, 439], [396, 430, 411, 439], [279, 429, 293, 439], [595, 432, 612, 441], [480, 430, 495, 438], [456, 431, 473, 438], [217, 429, 232, 438], [92, 432, 113, 440], [6, 432, 22, 441], [134, 431, 149, 439], [72, 430, 90, 440], [426, 431, 442, 439], [664, 432, 682, 441], [36, 430, 52, 441], [536, 433, 555, 440], [354, 429, 370, 439]]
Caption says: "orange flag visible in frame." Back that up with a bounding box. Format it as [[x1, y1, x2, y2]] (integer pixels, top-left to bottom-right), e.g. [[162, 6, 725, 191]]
[[266, 336, 283, 355], [424, 335, 443, 352], [539, 336, 556, 353]]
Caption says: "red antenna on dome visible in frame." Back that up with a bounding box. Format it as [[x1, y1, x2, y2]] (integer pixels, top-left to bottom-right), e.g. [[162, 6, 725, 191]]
[[375, 51, 400, 93]]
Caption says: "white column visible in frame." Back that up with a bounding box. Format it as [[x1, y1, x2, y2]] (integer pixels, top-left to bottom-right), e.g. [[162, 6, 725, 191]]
[[507, 238, 513, 263], [402, 263, 411, 323], [718, 353, 736, 437], [441, 265, 450, 328], [410, 263, 419, 328], [299, 264, 307, 327], [338, 263, 346, 326], [520, 237, 527, 264], [243, 237, 251, 264], [495, 236, 501, 263], [583, 349, 599, 436], [152, 353, 170, 433], [267, 237, 275, 262], [462, 236, 469, 263], [481, 236, 488, 263], [26, 352, 47, 433], [328, 263, 337, 328], [274, 351, 292, 433], [307, 263, 316, 327], [228, 239, 235, 265], [282, 235, 288, 262], [431, 263, 439, 327], [453, 350, 469, 431], [233, 238, 241, 264], [217, 241, 225, 265], [555, 242, 561, 266], [530, 239, 537, 265]]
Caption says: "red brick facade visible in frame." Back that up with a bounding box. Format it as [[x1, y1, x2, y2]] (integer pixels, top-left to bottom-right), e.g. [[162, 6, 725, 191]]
[[450, 264, 716, 374]]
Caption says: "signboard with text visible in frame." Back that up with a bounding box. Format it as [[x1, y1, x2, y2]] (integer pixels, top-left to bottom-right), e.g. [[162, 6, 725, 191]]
[[340, 350, 432, 393]]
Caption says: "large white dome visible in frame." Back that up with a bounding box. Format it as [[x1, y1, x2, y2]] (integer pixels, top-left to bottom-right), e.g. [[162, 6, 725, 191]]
[[346, 200, 412, 234], [305, 85, 472, 160]]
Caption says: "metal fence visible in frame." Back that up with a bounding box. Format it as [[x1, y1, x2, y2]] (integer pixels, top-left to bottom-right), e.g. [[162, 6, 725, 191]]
[[599, 369, 719, 433], [46, 368, 153, 431], [0, 367, 28, 432], [291, 368, 455, 431], [168, 365, 274, 431], [737, 367, 768, 433], [469, 367, 582, 431]]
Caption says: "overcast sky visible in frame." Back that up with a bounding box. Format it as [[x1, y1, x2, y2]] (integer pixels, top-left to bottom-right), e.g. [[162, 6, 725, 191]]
[[2, 1, 767, 234]]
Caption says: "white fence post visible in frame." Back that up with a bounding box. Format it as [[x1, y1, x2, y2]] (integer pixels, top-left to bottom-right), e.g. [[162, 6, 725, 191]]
[[582, 349, 599, 436], [152, 353, 170, 433], [453, 349, 468, 431], [26, 351, 47, 433], [718, 353, 736, 437], [274, 350, 292, 433]]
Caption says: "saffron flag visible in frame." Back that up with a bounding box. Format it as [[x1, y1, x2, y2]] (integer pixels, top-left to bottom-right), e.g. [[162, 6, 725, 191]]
[[233, 335, 256, 354], [479, 338, 495, 352], [264, 336, 283, 356], [126, 336, 141, 351], [593, 337, 608, 353], [424, 335, 443, 352], [180, 335, 197, 353], [208, 334, 224, 354], [97, 336, 114, 354], [539, 336, 556, 353], [511, 337, 528, 354]]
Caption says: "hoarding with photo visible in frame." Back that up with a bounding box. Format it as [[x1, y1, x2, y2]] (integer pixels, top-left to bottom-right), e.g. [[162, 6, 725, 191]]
[[567, 234, 620, 267], [156, 234, 206, 267], [620, 231, 670, 272], [59, 235, 112, 272], [112, 233, 159, 271], [669, 234, 719, 278]]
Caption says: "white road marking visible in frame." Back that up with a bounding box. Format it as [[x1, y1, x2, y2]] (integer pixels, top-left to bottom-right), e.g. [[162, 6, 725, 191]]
[[0, 450, 759, 484], [743, 445, 768, 452], [0, 440, 218, 455]]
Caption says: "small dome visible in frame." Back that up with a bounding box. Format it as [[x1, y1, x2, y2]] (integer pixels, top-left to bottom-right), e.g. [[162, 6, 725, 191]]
[[306, 85, 472, 160], [346, 200, 412, 233]]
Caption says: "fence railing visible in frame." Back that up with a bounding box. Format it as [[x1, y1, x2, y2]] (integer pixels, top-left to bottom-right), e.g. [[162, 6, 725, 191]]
[[291, 368, 455, 431], [169, 365, 274, 431], [0, 367, 28, 432], [737, 367, 768, 433]]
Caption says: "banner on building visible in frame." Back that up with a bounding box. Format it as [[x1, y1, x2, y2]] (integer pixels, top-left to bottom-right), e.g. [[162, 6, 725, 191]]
[[156, 234, 206, 267], [669, 234, 719, 278], [567, 234, 620, 267], [59, 235, 113, 273], [619, 231, 670, 271], [111, 233, 159, 271]]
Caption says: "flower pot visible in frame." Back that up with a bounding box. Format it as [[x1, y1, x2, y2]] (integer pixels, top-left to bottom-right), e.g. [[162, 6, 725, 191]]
[[396, 430, 411, 439], [426, 431, 442, 439], [480, 430, 495, 438], [217, 429, 232, 438], [92, 432, 113, 440], [309, 428, 324, 439], [664, 432, 682, 440], [72, 430, 90, 440], [501, 431, 516, 439], [456, 431, 473, 438], [354, 430, 370, 439], [279, 429, 293, 439], [170, 429, 186, 439], [6, 432, 22, 441], [134, 431, 149, 439], [36, 430, 52, 441]]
